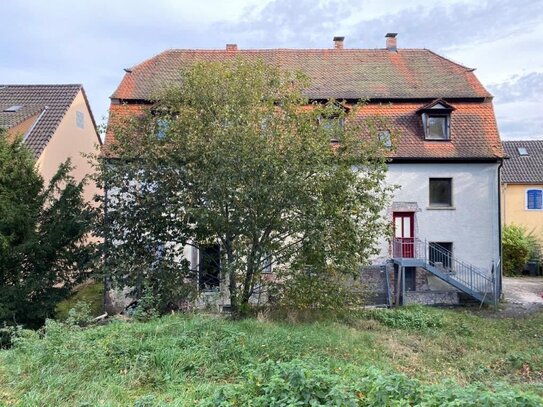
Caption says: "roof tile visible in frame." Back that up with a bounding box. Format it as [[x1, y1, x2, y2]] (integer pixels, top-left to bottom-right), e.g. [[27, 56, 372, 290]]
[[0, 85, 83, 157], [502, 140, 543, 183]]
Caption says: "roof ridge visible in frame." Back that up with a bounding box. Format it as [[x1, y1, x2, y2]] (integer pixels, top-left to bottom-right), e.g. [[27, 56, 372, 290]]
[[423, 49, 473, 71]]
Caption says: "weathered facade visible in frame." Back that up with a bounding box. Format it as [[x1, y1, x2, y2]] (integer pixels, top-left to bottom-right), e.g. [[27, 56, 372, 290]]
[[106, 34, 504, 307]]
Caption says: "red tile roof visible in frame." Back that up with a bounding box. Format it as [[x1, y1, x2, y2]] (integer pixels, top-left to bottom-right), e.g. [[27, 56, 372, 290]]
[[112, 49, 491, 101], [107, 47, 504, 160], [361, 102, 503, 159]]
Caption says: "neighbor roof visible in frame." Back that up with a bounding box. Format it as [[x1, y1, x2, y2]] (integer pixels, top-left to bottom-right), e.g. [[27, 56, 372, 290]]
[[502, 140, 543, 184], [0, 84, 95, 157], [111, 48, 491, 101]]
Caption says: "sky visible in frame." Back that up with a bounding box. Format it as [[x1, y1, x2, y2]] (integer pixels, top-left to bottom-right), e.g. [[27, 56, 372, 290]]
[[1, 0, 542, 140]]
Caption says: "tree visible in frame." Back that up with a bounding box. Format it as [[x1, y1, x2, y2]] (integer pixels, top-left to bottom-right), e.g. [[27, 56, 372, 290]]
[[0, 131, 95, 328], [99, 59, 393, 316]]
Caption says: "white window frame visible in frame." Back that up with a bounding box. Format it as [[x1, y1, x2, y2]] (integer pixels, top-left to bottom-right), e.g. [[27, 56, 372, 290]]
[[525, 188, 543, 211]]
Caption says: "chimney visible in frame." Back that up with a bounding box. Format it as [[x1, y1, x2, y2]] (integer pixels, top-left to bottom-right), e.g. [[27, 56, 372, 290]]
[[385, 33, 397, 51], [226, 44, 238, 51], [333, 36, 345, 50]]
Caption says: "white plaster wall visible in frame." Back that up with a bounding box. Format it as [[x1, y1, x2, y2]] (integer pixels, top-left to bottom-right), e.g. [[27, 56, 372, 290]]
[[375, 162, 500, 272]]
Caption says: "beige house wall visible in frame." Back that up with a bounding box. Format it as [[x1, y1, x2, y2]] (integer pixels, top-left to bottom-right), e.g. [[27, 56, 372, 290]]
[[36, 89, 101, 204], [502, 183, 543, 242]]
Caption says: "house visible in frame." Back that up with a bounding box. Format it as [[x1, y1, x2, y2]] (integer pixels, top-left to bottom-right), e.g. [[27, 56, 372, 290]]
[[501, 140, 543, 242], [106, 34, 504, 307], [0, 84, 102, 203]]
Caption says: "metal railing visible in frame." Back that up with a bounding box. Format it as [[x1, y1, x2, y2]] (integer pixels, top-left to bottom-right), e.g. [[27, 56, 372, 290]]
[[393, 238, 495, 302]]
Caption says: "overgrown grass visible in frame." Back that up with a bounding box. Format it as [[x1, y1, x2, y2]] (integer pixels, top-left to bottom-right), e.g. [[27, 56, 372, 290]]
[[0, 306, 542, 405]]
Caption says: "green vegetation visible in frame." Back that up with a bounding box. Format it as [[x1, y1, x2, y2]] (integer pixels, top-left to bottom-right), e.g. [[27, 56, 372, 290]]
[[99, 59, 393, 316], [1, 306, 542, 405], [55, 281, 104, 321], [503, 224, 541, 276], [0, 130, 95, 329]]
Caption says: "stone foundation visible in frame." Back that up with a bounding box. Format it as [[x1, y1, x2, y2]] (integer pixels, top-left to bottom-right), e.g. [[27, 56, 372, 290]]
[[404, 290, 459, 305]]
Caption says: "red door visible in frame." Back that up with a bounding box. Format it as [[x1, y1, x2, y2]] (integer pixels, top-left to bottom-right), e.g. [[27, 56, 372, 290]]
[[393, 212, 414, 258]]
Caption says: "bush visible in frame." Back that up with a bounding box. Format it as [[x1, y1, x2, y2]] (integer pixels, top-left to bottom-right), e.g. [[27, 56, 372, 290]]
[[201, 359, 542, 406], [503, 225, 541, 276], [363, 305, 444, 330], [269, 268, 367, 313]]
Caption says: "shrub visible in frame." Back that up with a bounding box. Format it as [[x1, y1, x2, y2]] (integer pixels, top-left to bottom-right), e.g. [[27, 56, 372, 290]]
[[269, 268, 367, 313], [503, 225, 541, 276], [200, 359, 542, 406], [363, 305, 444, 330]]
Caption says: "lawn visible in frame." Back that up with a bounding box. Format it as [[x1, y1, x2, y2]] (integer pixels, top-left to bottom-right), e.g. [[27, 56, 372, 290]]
[[0, 306, 542, 406]]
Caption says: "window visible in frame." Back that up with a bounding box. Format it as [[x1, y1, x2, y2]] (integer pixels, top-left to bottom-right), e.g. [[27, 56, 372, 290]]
[[527, 189, 543, 210], [319, 115, 345, 142], [429, 178, 452, 207], [517, 147, 528, 156], [425, 114, 449, 140], [418, 99, 454, 140], [262, 254, 272, 274], [199, 244, 221, 290], [76, 111, 84, 128], [378, 130, 392, 148], [156, 118, 168, 140], [3, 105, 23, 112]]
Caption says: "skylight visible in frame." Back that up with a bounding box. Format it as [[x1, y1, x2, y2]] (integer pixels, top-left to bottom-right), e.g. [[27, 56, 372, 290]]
[[517, 147, 528, 156], [3, 105, 23, 112]]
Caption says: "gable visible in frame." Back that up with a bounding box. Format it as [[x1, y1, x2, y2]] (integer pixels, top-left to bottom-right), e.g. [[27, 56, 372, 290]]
[[0, 85, 100, 158]]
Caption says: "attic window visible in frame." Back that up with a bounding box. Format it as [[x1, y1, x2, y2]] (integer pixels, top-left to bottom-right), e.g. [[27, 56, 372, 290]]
[[517, 147, 528, 156], [378, 130, 392, 148], [419, 100, 454, 141], [3, 105, 23, 112], [424, 114, 449, 140], [319, 115, 345, 142]]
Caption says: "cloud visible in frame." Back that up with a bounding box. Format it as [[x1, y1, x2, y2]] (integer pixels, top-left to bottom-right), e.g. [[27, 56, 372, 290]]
[[0, 0, 541, 140], [489, 73, 543, 140]]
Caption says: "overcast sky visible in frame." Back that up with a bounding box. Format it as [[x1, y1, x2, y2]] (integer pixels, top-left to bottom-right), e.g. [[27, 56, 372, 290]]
[[1, 0, 542, 140]]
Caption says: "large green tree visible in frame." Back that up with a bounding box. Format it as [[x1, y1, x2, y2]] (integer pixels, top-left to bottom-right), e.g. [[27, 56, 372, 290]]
[[100, 59, 393, 316], [0, 131, 95, 328]]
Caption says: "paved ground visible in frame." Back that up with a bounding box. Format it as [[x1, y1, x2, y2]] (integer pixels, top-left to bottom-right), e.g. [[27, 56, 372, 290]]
[[499, 276, 543, 317]]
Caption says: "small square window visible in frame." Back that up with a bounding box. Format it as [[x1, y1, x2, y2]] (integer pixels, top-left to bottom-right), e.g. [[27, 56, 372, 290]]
[[527, 189, 543, 210], [76, 111, 84, 129], [517, 147, 528, 156], [429, 178, 452, 207], [425, 115, 449, 140]]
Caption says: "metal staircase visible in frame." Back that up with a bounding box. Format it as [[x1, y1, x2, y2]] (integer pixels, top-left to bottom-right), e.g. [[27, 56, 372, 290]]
[[392, 238, 498, 306]]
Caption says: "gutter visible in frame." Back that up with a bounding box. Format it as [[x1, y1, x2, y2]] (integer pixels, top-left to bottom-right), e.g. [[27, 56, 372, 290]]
[[497, 158, 504, 298]]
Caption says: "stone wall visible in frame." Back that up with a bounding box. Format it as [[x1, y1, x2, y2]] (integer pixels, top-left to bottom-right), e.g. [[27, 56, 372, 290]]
[[404, 290, 459, 305]]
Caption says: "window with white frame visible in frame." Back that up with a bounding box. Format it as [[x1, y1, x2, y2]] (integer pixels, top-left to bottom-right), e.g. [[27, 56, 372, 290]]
[[526, 189, 543, 210]]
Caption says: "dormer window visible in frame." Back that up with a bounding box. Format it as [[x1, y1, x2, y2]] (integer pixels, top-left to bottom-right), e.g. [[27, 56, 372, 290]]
[[319, 115, 345, 142], [418, 99, 454, 141], [425, 115, 449, 140], [378, 130, 392, 148]]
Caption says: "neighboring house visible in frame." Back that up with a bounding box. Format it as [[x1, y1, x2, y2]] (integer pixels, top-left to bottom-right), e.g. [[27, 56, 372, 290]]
[[501, 140, 543, 242], [106, 34, 504, 307], [0, 84, 102, 203]]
